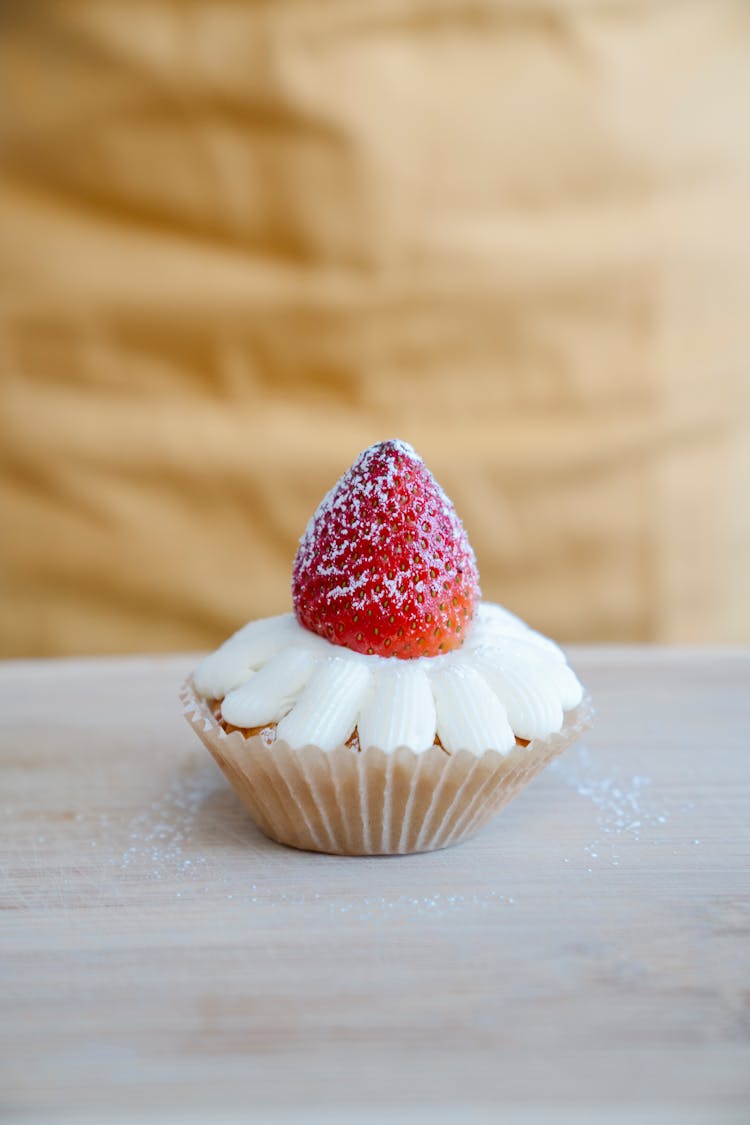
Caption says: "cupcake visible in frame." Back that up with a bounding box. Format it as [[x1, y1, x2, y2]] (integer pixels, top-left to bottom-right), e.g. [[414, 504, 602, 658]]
[[182, 440, 592, 855]]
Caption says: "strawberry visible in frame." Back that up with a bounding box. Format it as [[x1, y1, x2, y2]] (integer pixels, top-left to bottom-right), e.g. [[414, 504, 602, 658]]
[[292, 440, 480, 659]]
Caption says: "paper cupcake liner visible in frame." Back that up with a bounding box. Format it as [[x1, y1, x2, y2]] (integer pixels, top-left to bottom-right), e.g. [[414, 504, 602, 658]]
[[181, 681, 593, 856]]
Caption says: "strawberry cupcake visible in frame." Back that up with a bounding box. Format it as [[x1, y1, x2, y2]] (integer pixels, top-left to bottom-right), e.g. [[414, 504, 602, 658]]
[[182, 440, 592, 855]]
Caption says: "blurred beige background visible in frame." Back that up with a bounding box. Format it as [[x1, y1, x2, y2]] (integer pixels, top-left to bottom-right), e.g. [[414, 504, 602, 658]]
[[1, 0, 749, 657]]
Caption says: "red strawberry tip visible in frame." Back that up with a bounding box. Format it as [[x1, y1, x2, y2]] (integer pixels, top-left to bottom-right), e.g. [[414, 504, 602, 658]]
[[292, 440, 480, 659]]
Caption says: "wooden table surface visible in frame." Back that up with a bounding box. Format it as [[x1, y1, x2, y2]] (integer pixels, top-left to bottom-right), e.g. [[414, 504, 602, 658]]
[[1, 648, 749, 1124]]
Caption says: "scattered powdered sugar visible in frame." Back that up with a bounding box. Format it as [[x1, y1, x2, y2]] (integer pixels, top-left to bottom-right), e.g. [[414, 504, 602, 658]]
[[551, 743, 696, 870], [552, 745, 658, 838], [117, 759, 223, 879], [222, 886, 517, 918], [321, 889, 516, 920]]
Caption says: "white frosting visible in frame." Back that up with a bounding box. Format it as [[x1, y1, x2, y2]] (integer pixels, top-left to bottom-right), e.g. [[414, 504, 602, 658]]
[[192, 613, 301, 699], [358, 665, 437, 754], [221, 647, 316, 729], [277, 659, 371, 752], [193, 603, 583, 756], [429, 664, 515, 755]]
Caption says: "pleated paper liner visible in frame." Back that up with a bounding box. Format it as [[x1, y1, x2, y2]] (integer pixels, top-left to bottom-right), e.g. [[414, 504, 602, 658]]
[[181, 680, 593, 856]]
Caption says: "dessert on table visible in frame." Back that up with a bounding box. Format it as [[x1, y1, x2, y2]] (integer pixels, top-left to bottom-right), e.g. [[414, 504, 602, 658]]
[[182, 440, 592, 855]]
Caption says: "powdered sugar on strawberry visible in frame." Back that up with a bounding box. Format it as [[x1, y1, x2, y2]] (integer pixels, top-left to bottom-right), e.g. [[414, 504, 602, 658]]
[[292, 440, 480, 659]]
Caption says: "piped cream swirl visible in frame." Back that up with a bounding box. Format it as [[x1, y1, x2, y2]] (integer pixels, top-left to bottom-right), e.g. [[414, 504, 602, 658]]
[[193, 603, 583, 756]]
